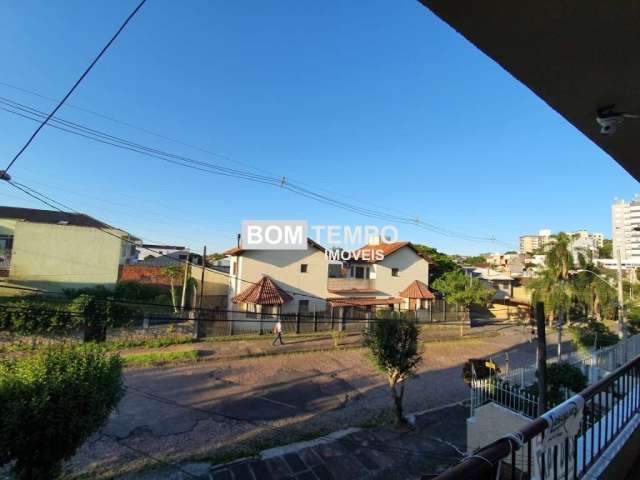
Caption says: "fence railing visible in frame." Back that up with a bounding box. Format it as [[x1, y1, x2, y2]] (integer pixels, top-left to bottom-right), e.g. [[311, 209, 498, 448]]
[[439, 351, 640, 480], [499, 334, 640, 387], [470, 377, 549, 419]]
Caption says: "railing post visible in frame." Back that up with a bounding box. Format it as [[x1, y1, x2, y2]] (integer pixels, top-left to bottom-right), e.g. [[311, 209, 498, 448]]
[[313, 311, 318, 332], [296, 313, 300, 334]]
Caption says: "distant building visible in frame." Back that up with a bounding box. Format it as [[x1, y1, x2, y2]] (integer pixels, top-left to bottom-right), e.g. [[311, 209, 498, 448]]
[[137, 244, 189, 262], [519, 229, 553, 254], [520, 228, 604, 255], [612, 195, 640, 260]]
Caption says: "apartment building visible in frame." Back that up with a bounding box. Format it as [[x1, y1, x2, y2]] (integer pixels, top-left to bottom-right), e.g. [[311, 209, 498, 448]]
[[612, 195, 640, 260], [519, 229, 553, 254]]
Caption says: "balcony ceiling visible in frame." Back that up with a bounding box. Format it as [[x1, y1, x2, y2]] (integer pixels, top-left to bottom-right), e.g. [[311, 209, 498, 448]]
[[418, 1, 640, 181]]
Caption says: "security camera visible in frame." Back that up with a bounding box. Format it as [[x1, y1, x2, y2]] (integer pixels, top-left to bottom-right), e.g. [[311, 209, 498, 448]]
[[597, 106, 624, 135], [596, 105, 640, 135]]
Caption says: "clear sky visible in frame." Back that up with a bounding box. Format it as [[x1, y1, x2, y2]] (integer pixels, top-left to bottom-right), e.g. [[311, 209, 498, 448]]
[[0, 0, 637, 255]]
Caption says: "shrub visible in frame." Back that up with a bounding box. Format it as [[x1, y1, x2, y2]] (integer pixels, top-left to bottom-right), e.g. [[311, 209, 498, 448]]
[[0, 299, 79, 335], [0, 344, 124, 479], [363, 316, 421, 425], [570, 321, 618, 351], [113, 281, 170, 303], [71, 294, 142, 342], [527, 362, 588, 406]]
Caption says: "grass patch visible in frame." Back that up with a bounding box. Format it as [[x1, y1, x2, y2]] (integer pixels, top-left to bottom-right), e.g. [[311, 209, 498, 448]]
[[121, 350, 200, 368], [103, 335, 194, 351]]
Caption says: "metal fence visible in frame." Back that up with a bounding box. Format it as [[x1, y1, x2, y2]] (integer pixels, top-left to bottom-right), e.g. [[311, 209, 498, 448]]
[[499, 334, 640, 387], [437, 352, 640, 480], [469, 334, 640, 420]]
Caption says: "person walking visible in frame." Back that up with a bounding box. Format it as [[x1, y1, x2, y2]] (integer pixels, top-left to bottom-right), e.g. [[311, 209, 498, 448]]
[[272, 319, 284, 346]]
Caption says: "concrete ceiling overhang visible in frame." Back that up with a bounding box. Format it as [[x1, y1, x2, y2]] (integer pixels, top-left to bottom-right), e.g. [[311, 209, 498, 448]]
[[418, 1, 640, 181]]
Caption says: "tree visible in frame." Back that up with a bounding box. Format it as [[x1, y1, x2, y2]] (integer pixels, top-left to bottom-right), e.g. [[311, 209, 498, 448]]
[[412, 244, 460, 282], [162, 265, 183, 312], [432, 270, 494, 309], [363, 316, 421, 426], [527, 233, 574, 325], [463, 255, 488, 267], [0, 344, 124, 479], [598, 239, 613, 259]]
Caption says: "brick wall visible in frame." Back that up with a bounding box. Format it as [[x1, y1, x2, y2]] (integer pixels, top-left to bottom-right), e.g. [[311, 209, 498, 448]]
[[119, 265, 173, 286]]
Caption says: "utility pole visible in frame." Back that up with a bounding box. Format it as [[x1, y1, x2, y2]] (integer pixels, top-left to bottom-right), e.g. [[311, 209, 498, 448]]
[[180, 253, 190, 311], [616, 248, 626, 339], [535, 302, 548, 415], [617, 248, 628, 362], [198, 246, 207, 309]]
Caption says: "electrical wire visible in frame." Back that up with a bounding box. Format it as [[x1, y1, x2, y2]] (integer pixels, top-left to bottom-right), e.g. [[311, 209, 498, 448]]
[[2, 0, 147, 174], [0, 95, 515, 247]]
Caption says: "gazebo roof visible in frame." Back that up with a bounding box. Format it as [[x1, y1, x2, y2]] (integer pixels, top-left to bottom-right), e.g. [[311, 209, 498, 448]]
[[399, 280, 435, 299], [232, 276, 293, 305]]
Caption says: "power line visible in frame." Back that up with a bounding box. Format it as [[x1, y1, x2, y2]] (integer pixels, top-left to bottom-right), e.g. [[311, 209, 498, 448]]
[[0, 95, 514, 247], [0, 78, 469, 224], [2, 0, 147, 174]]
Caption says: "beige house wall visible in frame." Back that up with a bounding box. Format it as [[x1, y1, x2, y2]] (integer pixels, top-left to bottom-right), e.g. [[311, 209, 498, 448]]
[[190, 264, 229, 307], [0, 219, 17, 236], [228, 246, 329, 313], [8, 222, 124, 292], [376, 247, 429, 300]]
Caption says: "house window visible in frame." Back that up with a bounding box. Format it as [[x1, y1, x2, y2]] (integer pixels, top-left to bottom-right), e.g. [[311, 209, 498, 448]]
[[392, 268, 399, 277], [298, 300, 309, 316], [300, 264, 308, 273], [355, 266, 365, 279]]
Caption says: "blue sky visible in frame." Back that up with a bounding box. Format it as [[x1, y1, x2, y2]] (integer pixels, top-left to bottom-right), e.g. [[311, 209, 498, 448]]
[[0, 0, 637, 255]]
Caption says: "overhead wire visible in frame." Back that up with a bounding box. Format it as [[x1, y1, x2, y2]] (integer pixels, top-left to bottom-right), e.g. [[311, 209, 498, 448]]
[[0, 95, 514, 247], [2, 0, 147, 174]]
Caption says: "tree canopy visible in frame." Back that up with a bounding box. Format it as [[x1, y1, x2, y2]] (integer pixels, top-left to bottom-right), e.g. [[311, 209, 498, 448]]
[[431, 269, 494, 308], [412, 244, 461, 282]]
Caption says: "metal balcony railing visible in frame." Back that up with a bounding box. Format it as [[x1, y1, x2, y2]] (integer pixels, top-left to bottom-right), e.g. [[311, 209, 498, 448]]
[[435, 352, 640, 480]]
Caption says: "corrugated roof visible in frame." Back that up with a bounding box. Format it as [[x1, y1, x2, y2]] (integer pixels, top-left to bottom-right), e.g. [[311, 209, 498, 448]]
[[0, 206, 111, 229], [232, 276, 293, 305], [327, 297, 403, 307], [399, 280, 435, 299]]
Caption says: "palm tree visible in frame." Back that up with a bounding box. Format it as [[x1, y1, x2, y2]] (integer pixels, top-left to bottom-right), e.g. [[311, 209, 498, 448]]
[[528, 233, 574, 325]]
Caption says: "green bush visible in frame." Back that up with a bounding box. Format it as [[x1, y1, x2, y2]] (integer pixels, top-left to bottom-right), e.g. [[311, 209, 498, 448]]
[[0, 344, 124, 479], [627, 305, 640, 336], [114, 281, 170, 304], [570, 321, 618, 351], [0, 299, 79, 335], [71, 294, 142, 342], [527, 362, 588, 406]]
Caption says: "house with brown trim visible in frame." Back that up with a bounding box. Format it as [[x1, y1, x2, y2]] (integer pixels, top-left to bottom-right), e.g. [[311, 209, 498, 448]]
[[327, 238, 433, 315], [223, 236, 433, 326]]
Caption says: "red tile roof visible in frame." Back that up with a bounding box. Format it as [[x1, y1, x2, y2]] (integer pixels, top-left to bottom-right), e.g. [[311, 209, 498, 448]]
[[232, 276, 293, 305], [224, 238, 325, 256], [327, 297, 403, 307], [349, 241, 429, 264], [399, 280, 435, 299]]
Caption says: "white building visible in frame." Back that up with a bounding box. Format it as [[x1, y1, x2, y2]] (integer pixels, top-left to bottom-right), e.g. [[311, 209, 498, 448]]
[[612, 195, 640, 260]]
